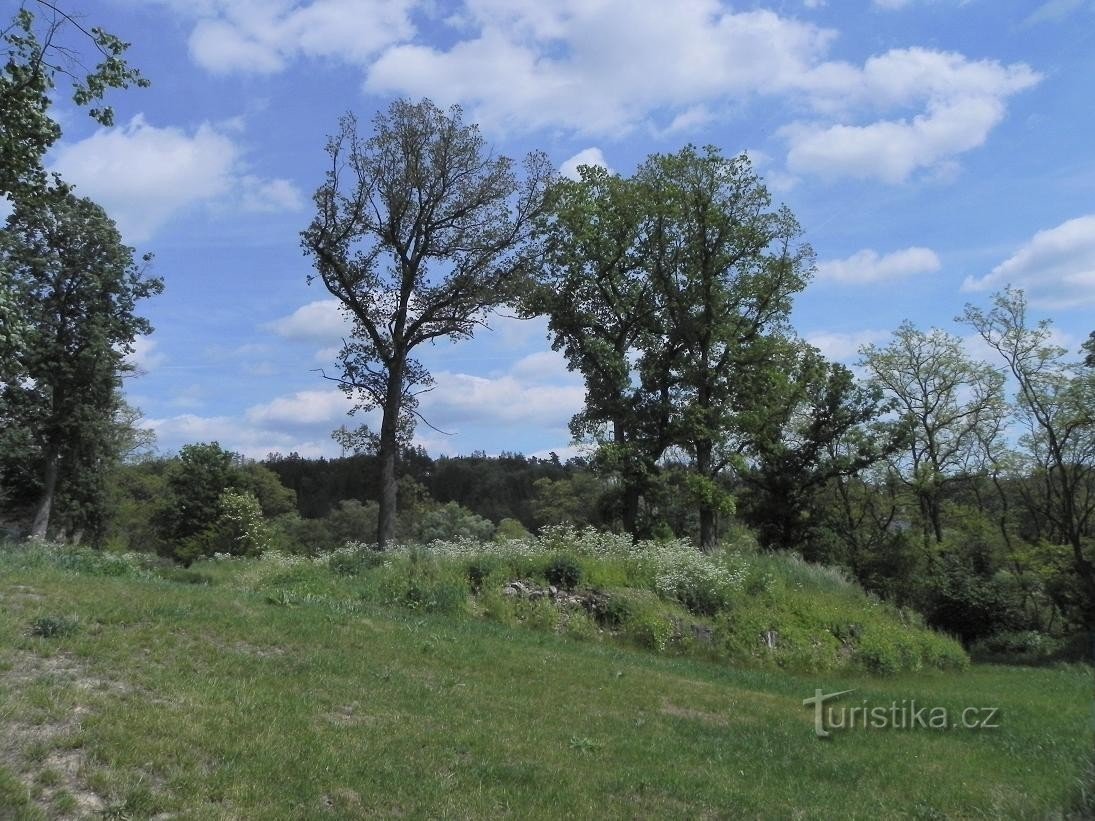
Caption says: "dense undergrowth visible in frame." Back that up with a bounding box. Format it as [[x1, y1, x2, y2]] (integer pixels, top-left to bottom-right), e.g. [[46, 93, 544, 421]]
[[2, 527, 968, 675]]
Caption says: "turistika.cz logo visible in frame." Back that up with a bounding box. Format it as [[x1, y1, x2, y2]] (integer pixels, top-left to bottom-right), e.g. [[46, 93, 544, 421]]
[[802, 689, 1001, 738]]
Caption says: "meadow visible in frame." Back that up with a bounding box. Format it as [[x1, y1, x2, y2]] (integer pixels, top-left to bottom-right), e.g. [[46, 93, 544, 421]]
[[0, 538, 1092, 819]]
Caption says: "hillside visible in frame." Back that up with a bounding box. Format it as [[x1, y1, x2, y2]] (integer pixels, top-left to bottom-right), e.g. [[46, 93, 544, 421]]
[[0, 542, 1092, 819]]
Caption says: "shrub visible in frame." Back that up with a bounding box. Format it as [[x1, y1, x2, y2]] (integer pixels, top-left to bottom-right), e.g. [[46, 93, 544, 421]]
[[415, 502, 495, 543], [562, 608, 599, 641], [494, 518, 530, 541], [545, 553, 583, 590], [479, 589, 517, 627], [30, 614, 79, 638], [466, 555, 503, 593]]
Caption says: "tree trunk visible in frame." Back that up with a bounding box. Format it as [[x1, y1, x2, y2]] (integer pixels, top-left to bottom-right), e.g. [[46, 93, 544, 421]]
[[30, 445, 59, 540], [621, 484, 641, 543], [696, 442, 718, 552], [613, 419, 641, 542], [375, 362, 404, 550]]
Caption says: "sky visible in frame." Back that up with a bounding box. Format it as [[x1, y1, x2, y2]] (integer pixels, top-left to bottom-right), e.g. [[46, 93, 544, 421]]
[[28, 0, 1095, 461]]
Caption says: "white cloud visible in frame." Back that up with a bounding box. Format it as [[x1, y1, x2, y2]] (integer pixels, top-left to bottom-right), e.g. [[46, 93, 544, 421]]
[[806, 329, 892, 362], [239, 176, 305, 212], [266, 299, 352, 343], [51, 115, 302, 242], [365, 3, 835, 135], [126, 335, 167, 372], [144, 412, 335, 459], [784, 49, 1039, 182], [420, 371, 584, 428], [509, 350, 573, 382], [816, 247, 941, 283], [246, 389, 355, 426], [961, 215, 1095, 309], [178, 0, 417, 74], [155, 1, 1038, 183], [560, 147, 609, 180]]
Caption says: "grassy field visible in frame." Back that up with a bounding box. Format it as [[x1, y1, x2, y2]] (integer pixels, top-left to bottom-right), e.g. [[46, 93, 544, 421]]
[[0, 547, 1092, 819]]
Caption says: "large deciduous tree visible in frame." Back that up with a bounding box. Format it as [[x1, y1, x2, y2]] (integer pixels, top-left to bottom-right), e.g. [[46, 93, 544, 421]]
[[302, 99, 553, 548], [859, 322, 1007, 547], [1, 189, 162, 539], [638, 147, 814, 550], [962, 288, 1095, 629], [2, 2, 147, 385], [737, 340, 905, 554], [524, 163, 671, 539]]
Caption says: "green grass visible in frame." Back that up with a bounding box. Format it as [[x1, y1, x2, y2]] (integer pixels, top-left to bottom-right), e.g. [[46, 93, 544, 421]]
[[0, 547, 1092, 818]]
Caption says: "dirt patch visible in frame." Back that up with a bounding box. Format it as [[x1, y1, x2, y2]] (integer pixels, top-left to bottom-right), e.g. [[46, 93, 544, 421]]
[[0, 650, 128, 817]]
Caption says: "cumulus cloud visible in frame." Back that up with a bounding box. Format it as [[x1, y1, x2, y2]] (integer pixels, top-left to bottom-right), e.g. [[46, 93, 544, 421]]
[[245, 389, 355, 426], [51, 115, 303, 242], [961, 215, 1095, 309], [177, 0, 417, 74], [365, 4, 833, 136], [143, 412, 334, 459], [420, 371, 584, 429], [816, 247, 941, 284], [266, 299, 352, 343], [784, 49, 1040, 182], [155, 1, 1038, 183], [560, 147, 610, 180]]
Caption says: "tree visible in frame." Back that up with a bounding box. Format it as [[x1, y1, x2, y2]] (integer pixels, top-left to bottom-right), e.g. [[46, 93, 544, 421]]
[[2, 2, 147, 202], [2, 2, 147, 390], [524, 163, 671, 538], [962, 288, 1095, 629], [638, 147, 814, 550], [302, 99, 553, 548], [859, 322, 1007, 547], [1, 188, 162, 539], [737, 340, 903, 554]]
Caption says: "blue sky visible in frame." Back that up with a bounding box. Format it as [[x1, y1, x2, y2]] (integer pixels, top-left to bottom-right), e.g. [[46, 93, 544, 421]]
[[36, 0, 1095, 460]]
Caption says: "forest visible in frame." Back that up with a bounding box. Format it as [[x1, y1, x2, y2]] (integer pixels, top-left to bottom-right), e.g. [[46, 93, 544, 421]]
[[2, 2, 1094, 665]]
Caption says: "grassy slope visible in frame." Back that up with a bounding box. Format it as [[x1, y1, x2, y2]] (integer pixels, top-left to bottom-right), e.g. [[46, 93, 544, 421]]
[[0, 560, 1092, 819]]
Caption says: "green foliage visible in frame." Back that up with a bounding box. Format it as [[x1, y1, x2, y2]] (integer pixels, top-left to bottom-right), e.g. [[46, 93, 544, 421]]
[[1, 4, 147, 202], [328, 548, 385, 577], [413, 501, 495, 543], [969, 630, 1067, 663], [29, 614, 79, 638], [1, 189, 163, 539], [155, 443, 238, 546], [373, 550, 468, 615], [531, 475, 605, 528], [545, 553, 583, 590], [494, 517, 530, 541], [209, 490, 272, 558], [327, 499, 379, 545], [302, 99, 553, 547]]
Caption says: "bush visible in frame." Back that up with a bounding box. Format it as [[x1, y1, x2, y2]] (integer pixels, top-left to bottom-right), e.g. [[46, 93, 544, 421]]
[[466, 555, 503, 592], [545, 553, 583, 590], [328, 549, 385, 576], [415, 502, 495, 543], [30, 614, 79, 638]]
